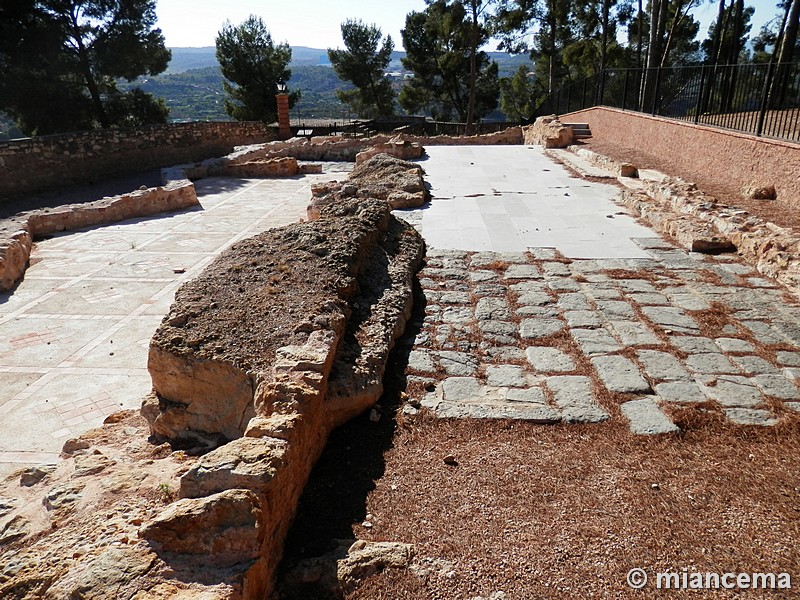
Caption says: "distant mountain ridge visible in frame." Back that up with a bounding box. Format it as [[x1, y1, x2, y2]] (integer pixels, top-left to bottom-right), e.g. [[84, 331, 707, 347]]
[[167, 46, 532, 74], [166, 46, 333, 72]]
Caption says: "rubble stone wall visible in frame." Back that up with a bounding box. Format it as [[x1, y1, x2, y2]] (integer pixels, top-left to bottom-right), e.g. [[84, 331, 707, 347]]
[[563, 106, 800, 206], [0, 121, 276, 200]]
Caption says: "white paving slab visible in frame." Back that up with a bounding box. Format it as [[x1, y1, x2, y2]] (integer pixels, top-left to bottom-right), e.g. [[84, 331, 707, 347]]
[[0, 172, 343, 479], [398, 145, 657, 258]]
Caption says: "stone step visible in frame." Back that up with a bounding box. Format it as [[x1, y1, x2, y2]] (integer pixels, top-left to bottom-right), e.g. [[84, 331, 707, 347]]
[[563, 122, 593, 139]]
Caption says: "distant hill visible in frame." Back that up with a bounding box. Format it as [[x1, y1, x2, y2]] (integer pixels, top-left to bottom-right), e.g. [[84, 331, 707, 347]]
[[167, 46, 532, 76], [166, 46, 335, 72]]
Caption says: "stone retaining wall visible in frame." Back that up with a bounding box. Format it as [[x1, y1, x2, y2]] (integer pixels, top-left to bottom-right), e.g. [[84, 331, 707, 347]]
[[0, 121, 276, 200], [563, 106, 800, 206], [229, 128, 523, 164]]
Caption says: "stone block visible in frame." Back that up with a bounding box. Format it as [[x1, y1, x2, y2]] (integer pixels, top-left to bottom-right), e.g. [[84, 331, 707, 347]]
[[180, 437, 289, 499], [140, 489, 264, 567], [621, 398, 679, 434], [545, 375, 609, 423], [591, 355, 651, 394]]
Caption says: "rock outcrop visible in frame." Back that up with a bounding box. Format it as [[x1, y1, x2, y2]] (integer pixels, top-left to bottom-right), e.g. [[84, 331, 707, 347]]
[[280, 539, 415, 598], [0, 142, 425, 598]]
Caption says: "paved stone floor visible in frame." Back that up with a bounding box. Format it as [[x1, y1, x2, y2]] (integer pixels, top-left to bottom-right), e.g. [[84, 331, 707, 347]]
[[399, 146, 800, 433], [0, 172, 345, 478], [403, 145, 655, 257], [3, 146, 799, 479]]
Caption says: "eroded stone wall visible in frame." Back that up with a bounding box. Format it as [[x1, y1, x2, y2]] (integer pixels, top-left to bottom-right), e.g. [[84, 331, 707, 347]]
[[0, 121, 276, 200], [141, 197, 425, 597]]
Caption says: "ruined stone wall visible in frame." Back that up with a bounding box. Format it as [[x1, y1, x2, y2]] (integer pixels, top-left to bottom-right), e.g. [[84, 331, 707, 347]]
[[0, 121, 277, 200], [0, 180, 199, 291], [563, 106, 800, 206]]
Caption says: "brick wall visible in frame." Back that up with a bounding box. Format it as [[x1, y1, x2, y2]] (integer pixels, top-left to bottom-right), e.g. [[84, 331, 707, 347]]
[[563, 107, 800, 206], [0, 121, 277, 200]]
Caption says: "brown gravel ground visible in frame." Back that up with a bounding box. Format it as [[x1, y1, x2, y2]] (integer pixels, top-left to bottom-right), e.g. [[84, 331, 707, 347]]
[[582, 138, 800, 231], [278, 291, 800, 600]]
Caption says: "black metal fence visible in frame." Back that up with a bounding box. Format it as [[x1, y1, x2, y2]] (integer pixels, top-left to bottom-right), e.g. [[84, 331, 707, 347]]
[[288, 118, 519, 139], [535, 62, 800, 143]]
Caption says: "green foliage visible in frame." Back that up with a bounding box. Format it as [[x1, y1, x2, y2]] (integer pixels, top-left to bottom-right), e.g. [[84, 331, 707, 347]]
[[328, 20, 395, 117], [499, 65, 536, 120], [494, 0, 583, 100], [215, 15, 299, 123], [702, 3, 754, 63], [0, 0, 170, 135], [400, 0, 499, 121], [105, 88, 170, 128]]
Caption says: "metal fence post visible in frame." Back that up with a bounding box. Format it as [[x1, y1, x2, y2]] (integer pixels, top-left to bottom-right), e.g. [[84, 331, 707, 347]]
[[622, 69, 629, 111], [582, 77, 588, 109], [651, 66, 663, 116], [694, 64, 707, 125], [599, 69, 607, 105], [756, 61, 776, 137]]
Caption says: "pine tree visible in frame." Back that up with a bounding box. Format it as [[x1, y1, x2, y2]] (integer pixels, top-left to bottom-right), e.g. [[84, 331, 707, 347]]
[[0, 0, 170, 135], [215, 15, 298, 123], [400, 0, 499, 122], [328, 20, 395, 118]]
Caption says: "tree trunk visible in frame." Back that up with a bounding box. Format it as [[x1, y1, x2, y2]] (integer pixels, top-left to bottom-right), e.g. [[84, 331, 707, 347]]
[[636, 0, 643, 68], [728, 0, 744, 65], [466, 0, 479, 130], [772, 0, 800, 107], [646, 0, 661, 70], [709, 0, 726, 65], [548, 0, 557, 94], [69, 8, 110, 129], [778, 0, 800, 64], [600, 0, 610, 73]]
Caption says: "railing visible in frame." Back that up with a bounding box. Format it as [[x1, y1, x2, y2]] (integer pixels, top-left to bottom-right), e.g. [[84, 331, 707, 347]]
[[289, 118, 519, 139], [535, 62, 800, 143], [393, 120, 517, 136]]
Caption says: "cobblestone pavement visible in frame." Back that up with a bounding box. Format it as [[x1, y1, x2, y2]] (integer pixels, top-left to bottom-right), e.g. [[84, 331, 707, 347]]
[[403, 244, 800, 433], [0, 170, 348, 477], [396, 146, 800, 433]]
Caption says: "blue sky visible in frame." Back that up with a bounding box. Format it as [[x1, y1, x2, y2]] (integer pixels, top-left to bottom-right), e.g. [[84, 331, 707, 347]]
[[155, 0, 785, 50]]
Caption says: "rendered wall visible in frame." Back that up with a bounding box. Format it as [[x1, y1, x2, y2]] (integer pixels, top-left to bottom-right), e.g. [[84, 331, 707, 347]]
[[0, 121, 276, 200], [563, 106, 800, 206]]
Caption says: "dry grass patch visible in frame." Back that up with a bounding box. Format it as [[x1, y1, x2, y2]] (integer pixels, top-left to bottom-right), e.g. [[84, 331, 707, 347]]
[[321, 416, 800, 599], [687, 301, 737, 337]]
